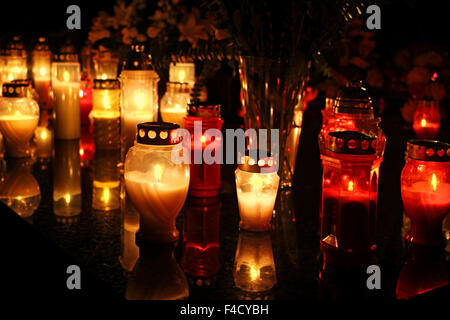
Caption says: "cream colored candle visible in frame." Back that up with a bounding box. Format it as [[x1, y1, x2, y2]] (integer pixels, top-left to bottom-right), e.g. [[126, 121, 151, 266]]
[[52, 59, 81, 139]]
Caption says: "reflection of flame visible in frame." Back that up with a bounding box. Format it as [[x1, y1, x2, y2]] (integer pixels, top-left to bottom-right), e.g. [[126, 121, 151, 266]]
[[348, 180, 354, 192], [154, 164, 163, 183], [421, 119, 427, 127], [431, 173, 438, 192], [64, 194, 71, 204]]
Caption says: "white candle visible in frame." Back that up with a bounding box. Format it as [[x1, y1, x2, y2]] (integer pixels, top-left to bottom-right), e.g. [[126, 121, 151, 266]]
[[52, 62, 81, 139], [125, 166, 189, 243]]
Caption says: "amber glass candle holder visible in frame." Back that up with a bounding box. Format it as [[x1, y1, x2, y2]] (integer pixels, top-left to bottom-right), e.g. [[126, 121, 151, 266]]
[[184, 103, 223, 197], [320, 131, 383, 266], [124, 122, 189, 243], [92, 79, 120, 150], [32, 37, 52, 110], [401, 140, 450, 246], [412, 100, 440, 139], [160, 82, 191, 127]]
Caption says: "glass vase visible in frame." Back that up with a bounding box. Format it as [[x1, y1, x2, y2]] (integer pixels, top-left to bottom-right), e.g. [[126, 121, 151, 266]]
[[239, 56, 308, 189]]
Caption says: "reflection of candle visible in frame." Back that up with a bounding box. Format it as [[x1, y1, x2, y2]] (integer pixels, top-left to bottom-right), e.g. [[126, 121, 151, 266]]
[[120, 208, 140, 272], [52, 58, 81, 139], [34, 126, 52, 158], [92, 150, 121, 211], [233, 231, 277, 293], [53, 140, 81, 217], [0, 159, 41, 218]]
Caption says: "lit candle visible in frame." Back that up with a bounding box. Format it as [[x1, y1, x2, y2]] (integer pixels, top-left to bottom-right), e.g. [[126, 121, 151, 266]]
[[53, 139, 81, 217], [412, 100, 440, 139], [0, 83, 40, 157], [0, 158, 41, 218], [79, 77, 93, 126], [34, 126, 52, 158], [92, 79, 120, 150], [233, 230, 277, 293], [401, 139, 450, 245], [124, 122, 189, 243], [160, 82, 190, 127], [235, 153, 279, 232], [32, 37, 52, 110], [92, 47, 119, 80], [169, 62, 195, 85], [51, 52, 81, 139], [92, 150, 121, 211]]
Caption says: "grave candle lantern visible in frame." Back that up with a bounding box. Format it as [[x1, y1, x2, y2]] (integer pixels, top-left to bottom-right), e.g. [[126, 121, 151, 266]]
[[160, 82, 190, 127], [0, 83, 39, 158], [79, 75, 93, 126], [93, 47, 119, 80], [2, 36, 27, 85], [320, 131, 383, 266], [32, 37, 52, 110], [124, 122, 189, 243], [235, 152, 279, 232], [412, 100, 440, 139], [119, 44, 159, 156], [184, 103, 223, 197], [92, 79, 120, 150], [401, 140, 450, 246], [51, 50, 81, 139], [169, 61, 195, 85]]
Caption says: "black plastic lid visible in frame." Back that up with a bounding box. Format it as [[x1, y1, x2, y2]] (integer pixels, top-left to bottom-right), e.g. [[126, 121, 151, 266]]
[[237, 149, 278, 173], [327, 131, 377, 155], [335, 81, 373, 114], [93, 79, 120, 90], [136, 122, 182, 145], [2, 82, 28, 97], [122, 43, 154, 71], [406, 140, 450, 162], [187, 102, 221, 118]]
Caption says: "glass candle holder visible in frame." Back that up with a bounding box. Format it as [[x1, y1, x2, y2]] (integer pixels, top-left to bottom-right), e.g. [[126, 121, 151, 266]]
[[120, 43, 159, 156], [53, 139, 82, 217], [124, 122, 189, 243], [2, 37, 27, 84], [92, 48, 119, 80], [0, 83, 39, 158], [92, 79, 120, 150], [92, 150, 121, 211], [184, 103, 223, 197], [169, 61, 195, 85], [51, 52, 81, 139], [181, 196, 221, 286], [320, 131, 383, 266], [233, 230, 277, 293], [34, 125, 53, 158], [79, 75, 93, 126], [32, 37, 52, 110], [120, 206, 140, 272], [235, 152, 280, 232], [412, 100, 440, 139], [0, 158, 41, 218], [160, 82, 191, 127], [319, 82, 386, 159], [401, 140, 450, 246]]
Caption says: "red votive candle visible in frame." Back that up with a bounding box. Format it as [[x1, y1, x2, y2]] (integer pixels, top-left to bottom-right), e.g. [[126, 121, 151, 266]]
[[181, 196, 221, 286], [184, 103, 223, 197], [412, 100, 440, 139], [79, 76, 93, 127], [320, 131, 383, 266], [401, 140, 450, 246]]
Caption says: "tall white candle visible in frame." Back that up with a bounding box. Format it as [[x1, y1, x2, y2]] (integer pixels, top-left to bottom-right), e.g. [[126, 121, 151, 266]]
[[52, 60, 81, 139]]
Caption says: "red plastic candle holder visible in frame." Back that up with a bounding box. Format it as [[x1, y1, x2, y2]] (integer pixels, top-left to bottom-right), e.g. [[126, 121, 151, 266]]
[[181, 196, 221, 285], [184, 103, 223, 197], [320, 131, 383, 266], [412, 100, 440, 139], [401, 140, 450, 246], [79, 76, 93, 127]]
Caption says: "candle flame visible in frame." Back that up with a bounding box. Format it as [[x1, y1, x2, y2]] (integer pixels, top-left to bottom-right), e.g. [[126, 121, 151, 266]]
[[103, 92, 111, 109], [40, 129, 48, 140], [101, 73, 107, 80], [250, 266, 259, 281], [64, 193, 71, 204], [154, 164, 163, 183], [348, 180, 354, 192], [79, 89, 84, 98], [421, 118, 427, 127], [134, 93, 146, 110], [39, 67, 47, 77], [249, 174, 265, 192], [63, 71, 70, 82], [431, 173, 438, 192], [178, 70, 185, 83], [102, 188, 110, 203], [201, 135, 206, 144]]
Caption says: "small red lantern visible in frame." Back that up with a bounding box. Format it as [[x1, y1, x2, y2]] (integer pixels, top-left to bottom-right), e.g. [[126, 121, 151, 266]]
[[79, 74, 93, 127], [412, 100, 440, 139], [181, 196, 221, 286], [320, 131, 383, 266], [401, 140, 450, 246], [184, 103, 223, 197]]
